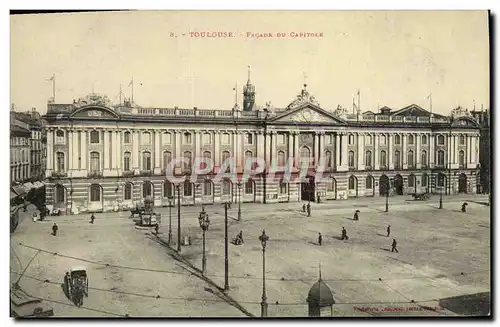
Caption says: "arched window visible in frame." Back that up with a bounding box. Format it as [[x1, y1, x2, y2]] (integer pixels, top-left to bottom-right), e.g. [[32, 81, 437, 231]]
[[90, 151, 100, 172], [380, 135, 387, 145], [421, 173, 428, 187], [279, 179, 287, 194], [366, 135, 372, 145], [222, 133, 230, 145], [90, 184, 101, 202], [222, 179, 232, 195], [183, 181, 193, 196], [222, 151, 231, 172], [163, 151, 172, 169], [56, 152, 65, 172], [459, 150, 465, 168], [245, 133, 253, 144], [142, 151, 151, 171], [183, 151, 192, 170], [183, 132, 192, 145], [163, 181, 173, 198], [365, 175, 373, 189], [327, 178, 336, 192], [278, 151, 286, 166], [325, 151, 332, 168], [90, 130, 100, 144], [395, 150, 401, 169], [365, 150, 372, 167], [142, 132, 152, 144], [203, 180, 212, 196], [201, 151, 212, 170], [142, 182, 153, 198], [437, 150, 445, 166], [421, 150, 427, 167], [124, 131, 131, 144], [56, 130, 65, 144], [437, 135, 445, 145], [408, 134, 414, 145], [408, 174, 415, 187], [408, 150, 414, 167], [380, 150, 387, 167], [421, 135, 427, 145], [459, 135, 465, 145], [437, 173, 446, 187], [123, 152, 131, 171], [348, 175, 356, 190], [203, 132, 211, 145], [348, 151, 355, 167], [54, 184, 65, 203], [124, 183, 133, 200], [300, 147, 310, 159], [348, 134, 354, 145], [395, 134, 401, 145], [162, 132, 172, 144], [245, 179, 254, 194]]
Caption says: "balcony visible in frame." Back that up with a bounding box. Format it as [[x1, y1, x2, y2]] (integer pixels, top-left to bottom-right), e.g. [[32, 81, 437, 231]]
[[51, 171, 67, 178], [87, 171, 103, 178], [139, 170, 152, 177], [122, 170, 134, 177], [365, 166, 373, 171]]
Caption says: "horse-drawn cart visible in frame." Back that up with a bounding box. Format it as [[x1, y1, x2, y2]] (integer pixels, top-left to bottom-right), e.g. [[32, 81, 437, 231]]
[[412, 192, 430, 200], [67, 267, 88, 307]]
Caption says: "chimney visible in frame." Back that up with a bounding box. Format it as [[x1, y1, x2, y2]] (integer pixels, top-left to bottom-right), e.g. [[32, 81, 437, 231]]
[[11, 103, 15, 111], [193, 106, 198, 110]]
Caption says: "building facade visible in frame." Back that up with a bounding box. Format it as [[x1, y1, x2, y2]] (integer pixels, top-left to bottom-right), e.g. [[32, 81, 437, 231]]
[[10, 122, 31, 183], [43, 84, 482, 214], [471, 108, 490, 194]]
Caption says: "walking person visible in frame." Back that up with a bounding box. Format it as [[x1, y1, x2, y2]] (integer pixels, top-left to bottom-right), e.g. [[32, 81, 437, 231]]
[[302, 203, 306, 213], [341, 227, 348, 240], [90, 213, 95, 224], [391, 239, 398, 253], [353, 210, 360, 221], [461, 202, 468, 213], [318, 232, 323, 246], [307, 202, 311, 217], [154, 224, 159, 235], [237, 231, 244, 244], [387, 225, 391, 237], [52, 223, 58, 236]]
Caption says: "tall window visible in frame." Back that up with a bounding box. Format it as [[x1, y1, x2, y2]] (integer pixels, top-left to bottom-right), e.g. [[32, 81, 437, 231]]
[[56, 130, 65, 144], [278, 151, 286, 166], [203, 180, 212, 196], [394, 150, 401, 169], [422, 173, 428, 187], [163, 151, 172, 169], [90, 184, 101, 202], [279, 179, 287, 194], [90, 151, 100, 172], [437, 173, 445, 187], [123, 152, 131, 171], [380, 135, 387, 145], [142, 151, 152, 171], [327, 134, 334, 144], [348, 151, 355, 167], [380, 150, 387, 167], [459, 150, 465, 168], [183, 151, 192, 170], [365, 135, 372, 145], [142, 132, 152, 144], [222, 151, 231, 172], [437, 135, 445, 145], [325, 151, 332, 168], [183, 132, 192, 145], [245, 179, 254, 194], [365, 176, 373, 189], [246, 133, 253, 144], [222, 133, 230, 145], [183, 181, 193, 196], [437, 150, 445, 166], [142, 182, 153, 198], [124, 131, 131, 144], [459, 135, 465, 145], [327, 178, 336, 192], [408, 135, 414, 145], [124, 183, 132, 200], [90, 130, 100, 144], [348, 176, 356, 190], [278, 134, 285, 145], [348, 134, 354, 145], [421, 150, 427, 167], [395, 134, 401, 145], [56, 152, 65, 172], [365, 150, 372, 167], [203, 132, 211, 145], [163, 132, 172, 144], [163, 181, 173, 198], [300, 147, 311, 159], [408, 174, 415, 187], [422, 135, 427, 145], [408, 150, 414, 167], [222, 179, 232, 195]]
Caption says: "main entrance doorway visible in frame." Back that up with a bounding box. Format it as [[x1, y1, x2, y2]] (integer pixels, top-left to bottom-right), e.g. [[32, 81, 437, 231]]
[[301, 176, 315, 201], [458, 173, 468, 193]]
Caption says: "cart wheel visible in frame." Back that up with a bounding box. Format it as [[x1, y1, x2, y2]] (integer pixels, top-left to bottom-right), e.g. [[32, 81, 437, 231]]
[[86, 278, 89, 297]]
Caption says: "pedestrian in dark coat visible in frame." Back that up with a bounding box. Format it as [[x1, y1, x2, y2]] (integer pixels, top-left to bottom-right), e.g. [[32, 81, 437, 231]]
[[238, 231, 244, 244], [64, 272, 70, 288], [23, 202, 27, 212], [302, 203, 306, 213], [154, 224, 159, 235], [461, 202, 468, 213], [318, 233, 323, 246], [353, 210, 360, 221], [317, 195, 321, 204], [387, 225, 391, 237], [52, 223, 58, 236], [391, 239, 398, 253], [307, 202, 311, 217], [341, 227, 348, 240], [90, 214, 95, 224]]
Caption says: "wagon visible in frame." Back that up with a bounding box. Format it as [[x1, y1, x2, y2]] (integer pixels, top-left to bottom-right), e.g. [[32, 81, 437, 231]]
[[67, 266, 88, 306], [412, 192, 430, 200]]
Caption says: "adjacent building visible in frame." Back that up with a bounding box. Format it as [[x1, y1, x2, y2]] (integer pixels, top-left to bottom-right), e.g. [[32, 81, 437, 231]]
[[42, 80, 482, 214], [470, 108, 491, 194]]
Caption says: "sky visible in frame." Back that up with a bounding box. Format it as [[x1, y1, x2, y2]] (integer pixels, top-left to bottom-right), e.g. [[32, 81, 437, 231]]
[[10, 10, 490, 115]]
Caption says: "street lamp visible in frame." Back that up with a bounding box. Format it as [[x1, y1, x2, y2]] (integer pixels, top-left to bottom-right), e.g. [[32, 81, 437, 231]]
[[222, 202, 230, 292], [198, 206, 210, 276], [385, 188, 389, 212], [237, 181, 242, 221], [259, 229, 270, 317], [176, 184, 181, 252], [439, 186, 443, 209], [168, 196, 173, 245]]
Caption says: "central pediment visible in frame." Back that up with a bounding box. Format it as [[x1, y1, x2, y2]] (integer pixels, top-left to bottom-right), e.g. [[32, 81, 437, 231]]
[[270, 104, 346, 125]]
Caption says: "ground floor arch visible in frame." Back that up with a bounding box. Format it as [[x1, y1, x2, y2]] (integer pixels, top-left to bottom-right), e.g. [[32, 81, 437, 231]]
[[54, 184, 67, 205], [379, 175, 389, 196], [301, 176, 315, 202], [458, 173, 468, 193], [142, 181, 154, 198], [347, 175, 358, 197], [394, 174, 404, 195]]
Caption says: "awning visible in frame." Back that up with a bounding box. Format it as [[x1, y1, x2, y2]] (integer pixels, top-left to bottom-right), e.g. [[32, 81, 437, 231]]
[[12, 185, 28, 196], [33, 181, 45, 189], [10, 191, 17, 200], [23, 182, 35, 190]]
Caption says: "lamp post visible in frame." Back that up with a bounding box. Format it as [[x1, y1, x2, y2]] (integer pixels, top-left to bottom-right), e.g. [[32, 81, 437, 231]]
[[168, 197, 173, 245], [176, 184, 181, 252], [222, 202, 230, 292], [237, 181, 242, 221], [259, 229, 269, 317], [198, 206, 210, 276], [385, 188, 389, 212], [439, 186, 443, 209]]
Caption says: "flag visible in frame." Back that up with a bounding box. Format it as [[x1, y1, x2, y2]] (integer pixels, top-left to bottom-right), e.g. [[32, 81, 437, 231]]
[[427, 93, 432, 99], [352, 97, 358, 111], [128, 79, 133, 87], [47, 74, 55, 81], [357, 89, 360, 96]]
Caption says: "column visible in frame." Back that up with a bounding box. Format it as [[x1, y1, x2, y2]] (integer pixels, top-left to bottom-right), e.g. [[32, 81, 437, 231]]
[[374, 133, 380, 170], [429, 134, 435, 167], [357, 133, 365, 170], [470, 135, 476, 165], [195, 131, 201, 160], [154, 130, 161, 170], [416, 133, 421, 169], [257, 132, 264, 160], [72, 130, 79, 170], [239, 132, 244, 168], [341, 133, 348, 168], [68, 130, 74, 171], [335, 133, 341, 169], [265, 132, 271, 167], [475, 134, 480, 164], [114, 131, 121, 171], [46, 130, 53, 172], [402, 133, 407, 169], [175, 131, 181, 162], [271, 132, 277, 166], [103, 130, 110, 171], [132, 130, 139, 171], [293, 132, 299, 163], [453, 135, 459, 165], [233, 131, 238, 169], [214, 131, 220, 167], [288, 133, 294, 161], [80, 130, 87, 170]]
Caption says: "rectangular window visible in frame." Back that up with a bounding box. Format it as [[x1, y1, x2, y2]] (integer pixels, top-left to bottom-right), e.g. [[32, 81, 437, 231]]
[[222, 133, 230, 145], [245, 133, 253, 145], [184, 133, 192, 145]]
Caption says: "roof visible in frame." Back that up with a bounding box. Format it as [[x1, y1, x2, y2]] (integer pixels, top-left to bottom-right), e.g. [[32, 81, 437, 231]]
[[10, 125, 31, 136], [70, 266, 87, 273], [307, 278, 335, 307]]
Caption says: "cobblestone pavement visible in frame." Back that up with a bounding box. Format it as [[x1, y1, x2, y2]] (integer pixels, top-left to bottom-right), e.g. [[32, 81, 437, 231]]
[[10, 194, 490, 317]]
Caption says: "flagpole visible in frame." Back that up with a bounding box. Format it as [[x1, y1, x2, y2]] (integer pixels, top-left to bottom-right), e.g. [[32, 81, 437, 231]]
[[357, 89, 360, 113], [119, 84, 122, 105], [52, 74, 56, 102], [131, 78, 134, 105]]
